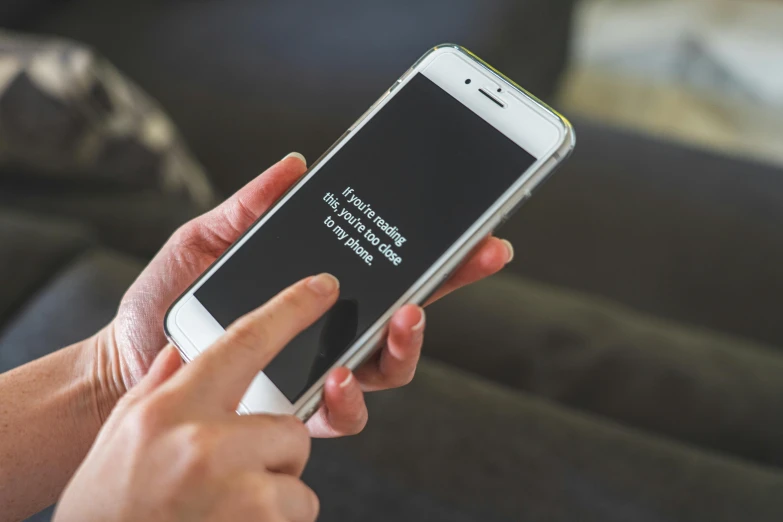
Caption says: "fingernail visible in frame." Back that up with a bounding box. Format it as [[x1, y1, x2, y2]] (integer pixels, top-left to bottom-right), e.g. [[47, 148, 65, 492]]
[[501, 239, 514, 264], [338, 372, 354, 389], [308, 273, 339, 296], [283, 152, 307, 167], [412, 308, 426, 334]]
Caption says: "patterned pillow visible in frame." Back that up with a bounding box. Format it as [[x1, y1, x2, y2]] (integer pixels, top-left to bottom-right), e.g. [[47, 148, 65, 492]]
[[0, 30, 214, 208]]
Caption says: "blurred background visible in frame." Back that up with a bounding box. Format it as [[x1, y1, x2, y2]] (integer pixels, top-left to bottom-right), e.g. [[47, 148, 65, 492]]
[[564, 0, 783, 166], [1, 1, 782, 521]]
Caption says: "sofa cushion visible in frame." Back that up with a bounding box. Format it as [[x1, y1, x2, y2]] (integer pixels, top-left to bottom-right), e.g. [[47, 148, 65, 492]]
[[501, 117, 783, 348], [0, 211, 93, 329], [29, 0, 575, 195], [0, 30, 214, 208], [323, 360, 783, 522], [0, 1, 56, 28], [0, 249, 141, 372], [426, 272, 783, 468], [0, 188, 209, 258]]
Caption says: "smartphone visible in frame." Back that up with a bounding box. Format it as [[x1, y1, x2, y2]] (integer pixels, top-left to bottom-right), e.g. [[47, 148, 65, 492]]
[[165, 44, 575, 420]]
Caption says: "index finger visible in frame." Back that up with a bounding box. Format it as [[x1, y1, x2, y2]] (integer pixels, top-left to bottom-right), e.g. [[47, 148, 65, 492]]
[[175, 274, 340, 411]]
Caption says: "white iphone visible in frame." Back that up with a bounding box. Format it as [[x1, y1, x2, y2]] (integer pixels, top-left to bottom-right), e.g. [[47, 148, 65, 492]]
[[165, 44, 575, 420]]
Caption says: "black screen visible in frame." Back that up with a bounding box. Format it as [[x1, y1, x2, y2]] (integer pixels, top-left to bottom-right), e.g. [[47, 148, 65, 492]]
[[195, 74, 535, 401]]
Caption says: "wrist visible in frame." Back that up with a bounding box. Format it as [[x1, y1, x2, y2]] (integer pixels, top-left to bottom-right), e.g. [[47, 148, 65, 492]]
[[83, 323, 129, 425], [0, 335, 128, 519]]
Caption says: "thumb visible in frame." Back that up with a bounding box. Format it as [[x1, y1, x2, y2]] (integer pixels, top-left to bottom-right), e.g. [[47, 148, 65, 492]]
[[131, 345, 183, 397], [98, 344, 182, 439], [102, 346, 183, 434]]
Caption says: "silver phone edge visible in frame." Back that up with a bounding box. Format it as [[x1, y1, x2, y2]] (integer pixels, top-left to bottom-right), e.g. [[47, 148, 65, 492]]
[[292, 44, 576, 422]]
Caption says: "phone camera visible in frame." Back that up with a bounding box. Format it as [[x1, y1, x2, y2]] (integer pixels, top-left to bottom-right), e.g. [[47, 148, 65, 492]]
[[497, 88, 502, 93], [465, 79, 472, 85]]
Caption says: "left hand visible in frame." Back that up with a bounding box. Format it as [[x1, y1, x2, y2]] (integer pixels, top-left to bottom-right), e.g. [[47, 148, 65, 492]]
[[98, 152, 514, 437]]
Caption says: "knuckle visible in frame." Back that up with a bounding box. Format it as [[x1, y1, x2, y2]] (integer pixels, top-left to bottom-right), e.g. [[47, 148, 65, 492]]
[[225, 195, 260, 234], [336, 405, 368, 437], [227, 316, 270, 356], [284, 481, 319, 522], [349, 412, 369, 436], [231, 475, 278, 518], [399, 370, 416, 387], [176, 423, 220, 476], [114, 389, 139, 414], [126, 398, 170, 440], [257, 480, 279, 508], [171, 220, 199, 245], [170, 218, 224, 258], [248, 478, 280, 515], [306, 485, 321, 521], [278, 415, 311, 456], [278, 284, 315, 316], [389, 368, 416, 389]]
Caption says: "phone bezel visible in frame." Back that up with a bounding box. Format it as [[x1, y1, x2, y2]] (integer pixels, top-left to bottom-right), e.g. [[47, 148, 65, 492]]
[[164, 44, 576, 419]]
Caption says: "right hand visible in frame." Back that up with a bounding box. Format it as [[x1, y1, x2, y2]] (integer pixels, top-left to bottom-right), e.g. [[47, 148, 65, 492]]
[[54, 273, 341, 522]]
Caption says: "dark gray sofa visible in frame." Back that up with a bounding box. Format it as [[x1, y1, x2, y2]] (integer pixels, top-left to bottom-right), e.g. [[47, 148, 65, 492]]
[[2, 1, 782, 521], [5, 120, 783, 522]]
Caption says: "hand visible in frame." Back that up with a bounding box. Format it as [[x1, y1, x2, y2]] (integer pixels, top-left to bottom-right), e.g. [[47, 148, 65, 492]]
[[98, 153, 514, 437], [56, 275, 340, 522]]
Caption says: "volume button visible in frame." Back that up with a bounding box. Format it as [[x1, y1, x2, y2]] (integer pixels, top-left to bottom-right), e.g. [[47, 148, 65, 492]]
[[508, 193, 531, 217], [498, 193, 530, 227], [302, 404, 319, 422]]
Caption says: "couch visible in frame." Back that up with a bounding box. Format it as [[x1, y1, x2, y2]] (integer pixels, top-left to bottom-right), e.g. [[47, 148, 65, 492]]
[[2, 1, 782, 521]]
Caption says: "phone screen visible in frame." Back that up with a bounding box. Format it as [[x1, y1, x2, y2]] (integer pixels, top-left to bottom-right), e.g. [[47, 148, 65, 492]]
[[195, 73, 535, 401]]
